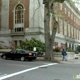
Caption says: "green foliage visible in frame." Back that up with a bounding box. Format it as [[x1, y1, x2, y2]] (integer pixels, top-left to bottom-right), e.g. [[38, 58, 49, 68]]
[[0, 46, 3, 49], [55, 0, 65, 3], [75, 50, 79, 54], [18, 38, 45, 52], [16, 46, 21, 49], [66, 47, 73, 52], [43, 0, 65, 4], [76, 46, 80, 52], [43, 0, 47, 4], [53, 47, 61, 52], [75, 46, 80, 54]]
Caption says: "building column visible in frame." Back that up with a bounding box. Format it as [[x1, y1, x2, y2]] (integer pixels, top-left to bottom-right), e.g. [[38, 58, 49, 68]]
[[58, 42, 61, 47], [67, 42, 69, 48], [29, 0, 44, 28], [1, 0, 9, 30], [70, 43, 72, 49], [17, 40, 20, 47]]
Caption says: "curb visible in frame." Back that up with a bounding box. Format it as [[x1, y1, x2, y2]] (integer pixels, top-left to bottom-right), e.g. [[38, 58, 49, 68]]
[[36, 57, 80, 64], [57, 59, 80, 64], [36, 57, 60, 63]]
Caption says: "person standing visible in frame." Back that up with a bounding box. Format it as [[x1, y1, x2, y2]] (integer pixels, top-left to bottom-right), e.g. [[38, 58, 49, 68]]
[[62, 49, 67, 61]]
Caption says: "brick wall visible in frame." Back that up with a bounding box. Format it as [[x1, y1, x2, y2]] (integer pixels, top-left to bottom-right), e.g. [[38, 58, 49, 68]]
[[0, 0, 1, 30], [9, 0, 29, 29], [53, 2, 80, 40]]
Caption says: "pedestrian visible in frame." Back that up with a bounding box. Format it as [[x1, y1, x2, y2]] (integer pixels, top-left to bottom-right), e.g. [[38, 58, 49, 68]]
[[62, 49, 67, 61]]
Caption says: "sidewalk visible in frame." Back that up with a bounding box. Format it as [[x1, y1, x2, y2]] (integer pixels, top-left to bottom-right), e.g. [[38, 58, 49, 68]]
[[59, 58, 80, 64], [37, 57, 80, 64]]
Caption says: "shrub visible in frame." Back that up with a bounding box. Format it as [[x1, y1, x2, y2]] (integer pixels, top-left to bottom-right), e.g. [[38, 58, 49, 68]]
[[66, 47, 73, 52], [75, 51, 79, 54], [16, 46, 21, 49], [74, 46, 80, 54], [18, 37, 45, 52], [76, 46, 80, 52], [53, 47, 61, 52], [0, 46, 3, 49]]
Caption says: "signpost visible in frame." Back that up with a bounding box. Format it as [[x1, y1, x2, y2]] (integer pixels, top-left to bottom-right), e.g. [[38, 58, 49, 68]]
[[33, 47, 36, 51]]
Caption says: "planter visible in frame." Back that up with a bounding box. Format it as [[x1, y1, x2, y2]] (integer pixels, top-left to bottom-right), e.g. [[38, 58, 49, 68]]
[[52, 52, 75, 60], [74, 54, 79, 59], [75, 57, 78, 59]]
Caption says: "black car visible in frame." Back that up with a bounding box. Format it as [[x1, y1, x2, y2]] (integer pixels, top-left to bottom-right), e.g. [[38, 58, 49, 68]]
[[1, 49, 37, 61]]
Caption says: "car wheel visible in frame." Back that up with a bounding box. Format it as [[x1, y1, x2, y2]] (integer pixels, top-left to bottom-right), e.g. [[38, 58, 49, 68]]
[[2, 55, 7, 59], [20, 57, 25, 61]]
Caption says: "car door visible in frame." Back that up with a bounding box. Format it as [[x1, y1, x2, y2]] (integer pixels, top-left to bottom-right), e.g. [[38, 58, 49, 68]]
[[14, 50, 21, 59], [7, 50, 16, 59]]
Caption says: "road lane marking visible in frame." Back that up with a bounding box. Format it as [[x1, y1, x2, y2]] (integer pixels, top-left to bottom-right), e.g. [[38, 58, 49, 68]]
[[0, 74, 7, 77], [0, 63, 58, 80]]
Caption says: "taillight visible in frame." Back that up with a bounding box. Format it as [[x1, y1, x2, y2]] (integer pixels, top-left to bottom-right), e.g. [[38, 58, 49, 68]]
[[29, 53, 32, 56]]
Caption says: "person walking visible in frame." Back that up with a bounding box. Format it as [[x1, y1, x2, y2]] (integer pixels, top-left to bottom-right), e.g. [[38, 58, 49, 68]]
[[62, 49, 67, 61]]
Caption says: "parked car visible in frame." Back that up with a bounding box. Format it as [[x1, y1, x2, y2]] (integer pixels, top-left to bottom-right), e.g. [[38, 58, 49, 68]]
[[37, 51, 43, 57], [0, 49, 37, 61]]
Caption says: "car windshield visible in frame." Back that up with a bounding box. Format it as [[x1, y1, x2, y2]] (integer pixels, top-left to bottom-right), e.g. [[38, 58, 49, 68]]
[[10, 50, 16, 54], [22, 50, 30, 53]]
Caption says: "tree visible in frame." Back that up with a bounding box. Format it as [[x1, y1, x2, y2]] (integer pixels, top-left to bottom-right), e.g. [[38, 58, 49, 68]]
[[43, 0, 65, 60]]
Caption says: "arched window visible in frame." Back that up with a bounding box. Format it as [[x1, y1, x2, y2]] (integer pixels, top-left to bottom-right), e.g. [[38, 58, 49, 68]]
[[14, 4, 25, 32], [15, 4, 24, 24]]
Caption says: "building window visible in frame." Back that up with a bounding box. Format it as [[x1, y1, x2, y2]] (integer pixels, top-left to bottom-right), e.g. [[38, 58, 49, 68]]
[[79, 31, 80, 40], [68, 10, 70, 17], [77, 30, 78, 40], [71, 26, 73, 38], [64, 20, 67, 35], [71, 14, 73, 20], [73, 27, 75, 38], [74, 17, 75, 22], [68, 24, 70, 37], [15, 4, 24, 24], [64, 7, 67, 14], [60, 3, 63, 10], [14, 4, 25, 32], [59, 18, 63, 35], [74, 28, 77, 39]]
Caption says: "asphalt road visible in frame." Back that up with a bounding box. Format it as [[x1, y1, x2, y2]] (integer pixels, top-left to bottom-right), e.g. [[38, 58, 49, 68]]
[[0, 58, 80, 80]]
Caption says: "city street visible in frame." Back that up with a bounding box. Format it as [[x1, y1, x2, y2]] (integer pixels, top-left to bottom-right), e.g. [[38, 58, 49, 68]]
[[0, 0, 80, 80], [0, 58, 80, 80]]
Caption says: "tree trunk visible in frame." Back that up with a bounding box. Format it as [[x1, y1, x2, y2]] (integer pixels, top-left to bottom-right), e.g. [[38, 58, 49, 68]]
[[44, 3, 51, 60], [44, 2, 58, 60], [50, 3, 58, 58]]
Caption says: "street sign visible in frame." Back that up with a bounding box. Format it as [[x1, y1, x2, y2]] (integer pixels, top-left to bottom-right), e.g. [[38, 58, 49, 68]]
[[33, 47, 36, 51]]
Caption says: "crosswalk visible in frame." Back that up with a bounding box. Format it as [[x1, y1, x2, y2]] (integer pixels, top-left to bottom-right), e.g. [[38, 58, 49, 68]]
[[0, 63, 58, 80]]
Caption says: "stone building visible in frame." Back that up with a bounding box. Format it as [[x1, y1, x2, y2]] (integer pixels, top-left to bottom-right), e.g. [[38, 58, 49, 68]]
[[0, 0, 80, 50], [53, 0, 80, 50], [0, 0, 44, 49]]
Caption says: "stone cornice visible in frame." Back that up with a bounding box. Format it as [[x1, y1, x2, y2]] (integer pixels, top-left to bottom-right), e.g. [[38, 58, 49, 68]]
[[67, 0, 80, 15], [64, 0, 80, 18]]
